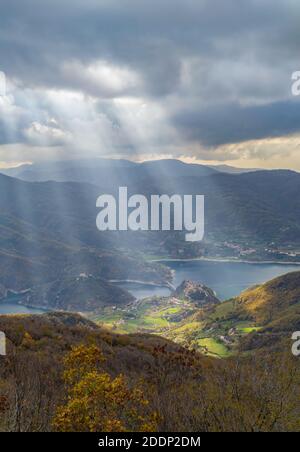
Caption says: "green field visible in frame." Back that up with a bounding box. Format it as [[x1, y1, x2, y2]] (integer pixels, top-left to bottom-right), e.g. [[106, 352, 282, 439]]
[[197, 338, 230, 358], [93, 297, 195, 334], [92, 293, 233, 358]]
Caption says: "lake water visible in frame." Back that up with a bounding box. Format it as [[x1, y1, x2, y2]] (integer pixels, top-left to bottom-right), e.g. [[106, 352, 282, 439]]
[[115, 282, 172, 300], [120, 260, 300, 301], [0, 300, 46, 315], [0, 295, 45, 314]]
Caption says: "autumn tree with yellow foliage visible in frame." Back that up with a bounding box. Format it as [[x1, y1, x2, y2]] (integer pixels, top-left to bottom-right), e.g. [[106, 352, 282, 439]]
[[53, 344, 158, 432]]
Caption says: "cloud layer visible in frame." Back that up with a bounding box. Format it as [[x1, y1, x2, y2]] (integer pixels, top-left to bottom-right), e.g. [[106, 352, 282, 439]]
[[0, 0, 300, 168]]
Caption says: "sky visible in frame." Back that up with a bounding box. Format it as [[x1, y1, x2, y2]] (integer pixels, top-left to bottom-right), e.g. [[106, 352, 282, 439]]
[[0, 0, 300, 169]]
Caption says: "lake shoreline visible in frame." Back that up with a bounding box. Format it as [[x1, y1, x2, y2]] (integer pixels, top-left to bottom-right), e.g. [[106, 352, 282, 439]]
[[150, 257, 300, 266]]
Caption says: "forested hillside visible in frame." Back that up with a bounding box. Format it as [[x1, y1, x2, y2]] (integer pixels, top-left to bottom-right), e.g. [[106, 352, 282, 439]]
[[0, 311, 299, 432]]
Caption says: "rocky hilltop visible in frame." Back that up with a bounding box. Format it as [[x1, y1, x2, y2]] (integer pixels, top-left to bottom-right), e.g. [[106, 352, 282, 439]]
[[173, 280, 220, 306]]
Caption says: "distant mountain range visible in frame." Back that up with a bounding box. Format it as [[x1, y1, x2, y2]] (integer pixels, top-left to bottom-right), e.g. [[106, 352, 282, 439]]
[[0, 158, 262, 183], [208, 164, 263, 174], [2, 159, 300, 252]]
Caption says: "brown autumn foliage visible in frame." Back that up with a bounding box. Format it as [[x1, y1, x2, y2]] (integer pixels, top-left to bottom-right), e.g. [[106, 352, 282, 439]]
[[0, 312, 299, 432]]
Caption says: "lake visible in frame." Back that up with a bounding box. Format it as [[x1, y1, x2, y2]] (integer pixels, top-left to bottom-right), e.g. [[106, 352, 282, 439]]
[[0, 293, 46, 315], [0, 302, 46, 315], [115, 282, 172, 300], [119, 260, 300, 301]]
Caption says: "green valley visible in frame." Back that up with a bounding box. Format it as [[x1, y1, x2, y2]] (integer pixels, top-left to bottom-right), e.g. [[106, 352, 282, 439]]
[[92, 272, 300, 358]]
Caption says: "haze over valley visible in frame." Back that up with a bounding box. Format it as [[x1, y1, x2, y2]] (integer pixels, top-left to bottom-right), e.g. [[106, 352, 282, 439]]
[[1, 159, 300, 318]]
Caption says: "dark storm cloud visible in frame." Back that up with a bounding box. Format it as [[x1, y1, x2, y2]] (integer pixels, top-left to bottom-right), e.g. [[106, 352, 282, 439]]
[[0, 0, 299, 153], [173, 99, 300, 146], [0, 0, 298, 95]]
